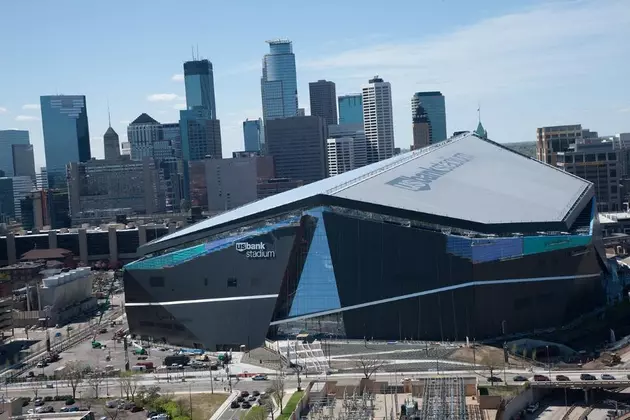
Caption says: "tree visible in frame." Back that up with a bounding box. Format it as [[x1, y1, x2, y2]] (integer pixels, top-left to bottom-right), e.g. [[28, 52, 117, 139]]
[[87, 370, 106, 399], [119, 371, 140, 401], [355, 356, 385, 379], [268, 374, 286, 414], [180, 199, 191, 213], [63, 361, 90, 398], [137, 385, 162, 410], [481, 352, 504, 380]]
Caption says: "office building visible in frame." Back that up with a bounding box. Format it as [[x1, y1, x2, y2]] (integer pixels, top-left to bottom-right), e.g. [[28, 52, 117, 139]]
[[184, 59, 217, 119], [328, 123, 367, 171], [123, 133, 604, 350], [188, 160, 208, 209], [362, 76, 394, 164], [327, 138, 356, 177], [411, 105, 431, 150], [128, 113, 164, 161], [179, 108, 222, 161], [309, 80, 337, 125], [40, 95, 91, 188], [261, 39, 298, 120], [162, 123, 182, 159], [11, 144, 36, 180], [243, 118, 264, 152], [67, 159, 165, 221], [256, 178, 303, 199], [0, 176, 35, 221], [0, 130, 29, 177], [47, 189, 70, 228], [297, 108, 305, 117], [103, 125, 121, 161], [536, 124, 587, 165], [338, 94, 363, 125], [265, 116, 327, 184], [121, 141, 131, 156], [20, 190, 47, 231], [36, 168, 48, 190], [205, 155, 275, 211], [411, 92, 447, 144], [556, 140, 624, 212]]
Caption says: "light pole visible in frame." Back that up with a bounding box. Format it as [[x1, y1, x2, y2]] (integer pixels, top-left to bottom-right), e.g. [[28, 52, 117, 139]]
[[546, 346, 550, 376]]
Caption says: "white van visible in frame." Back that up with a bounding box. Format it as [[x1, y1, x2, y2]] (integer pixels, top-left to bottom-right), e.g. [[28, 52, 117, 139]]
[[131, 365, 147, 372]]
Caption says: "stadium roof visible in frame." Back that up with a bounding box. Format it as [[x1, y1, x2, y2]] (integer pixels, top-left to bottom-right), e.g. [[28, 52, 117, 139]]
[[140, 133, 593, 255]]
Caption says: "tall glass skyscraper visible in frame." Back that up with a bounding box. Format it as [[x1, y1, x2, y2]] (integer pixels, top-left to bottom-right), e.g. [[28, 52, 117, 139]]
[[411, 92, 447, 144], [338, 94, 363, 125], [40, 95, 91, 188], [184, 59, 217, 119], [243, 118, 264, 152], [0, 130, 29, 177], [261, 39, 298, 120]]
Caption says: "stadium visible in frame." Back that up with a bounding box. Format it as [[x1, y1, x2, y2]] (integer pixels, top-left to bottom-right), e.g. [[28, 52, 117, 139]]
[[123, 132, 607, 351]]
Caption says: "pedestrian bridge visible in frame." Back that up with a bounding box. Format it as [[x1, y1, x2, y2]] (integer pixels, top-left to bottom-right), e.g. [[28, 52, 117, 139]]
[[529, 380, 630, 389]]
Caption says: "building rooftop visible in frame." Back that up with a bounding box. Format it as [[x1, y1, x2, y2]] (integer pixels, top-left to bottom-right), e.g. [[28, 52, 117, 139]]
[[141, 133, 594, 255], [130, 113, 159, 125]]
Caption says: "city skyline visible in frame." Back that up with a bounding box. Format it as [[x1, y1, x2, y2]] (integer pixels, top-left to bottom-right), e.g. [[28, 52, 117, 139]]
[[0, 0, 628, 169]]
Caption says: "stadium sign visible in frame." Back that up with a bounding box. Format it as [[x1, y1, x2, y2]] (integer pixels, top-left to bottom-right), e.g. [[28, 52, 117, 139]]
[[386, 153, 474, 192], [235, 242, 276, 259]]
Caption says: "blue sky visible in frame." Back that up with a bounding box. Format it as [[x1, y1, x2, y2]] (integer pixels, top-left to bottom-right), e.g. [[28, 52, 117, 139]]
[[0, 0, 629, 169]]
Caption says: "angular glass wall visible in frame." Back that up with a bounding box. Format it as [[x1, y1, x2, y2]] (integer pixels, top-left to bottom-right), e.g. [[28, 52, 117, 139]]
[[288, 209, 341, 317]]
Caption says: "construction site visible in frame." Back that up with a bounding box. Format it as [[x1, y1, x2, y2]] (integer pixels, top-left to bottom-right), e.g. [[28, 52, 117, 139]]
[[300, 377, 489, 420]]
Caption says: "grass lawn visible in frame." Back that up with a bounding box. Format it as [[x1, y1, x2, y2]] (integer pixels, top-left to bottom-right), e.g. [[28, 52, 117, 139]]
[[485, 385, 524, 398], [178, 393, 227, 419], [277, 391, 304, 420]]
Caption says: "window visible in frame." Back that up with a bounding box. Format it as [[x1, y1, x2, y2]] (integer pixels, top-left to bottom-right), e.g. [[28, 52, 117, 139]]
[[150, 277, 165, 287], [610, 169, 617, 178], [227, 278, 237, 288], [608, 152, 616, 160], [611, 185, 618, 193]]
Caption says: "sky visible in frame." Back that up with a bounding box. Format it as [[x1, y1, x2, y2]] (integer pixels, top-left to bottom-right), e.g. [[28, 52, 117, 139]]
[[0, 0, 629, 170]]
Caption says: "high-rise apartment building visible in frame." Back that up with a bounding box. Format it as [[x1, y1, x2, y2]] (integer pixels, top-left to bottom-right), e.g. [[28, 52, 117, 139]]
[[411, 92, 447, 144], [11, 144, 36, 180], [103, 125, 121, 161], [184, 59, 217, 119], [536, 124, 590, 165], [40, 95, 91, 188], [265, 116, 327, 184], [127, 113, 163, 161], [261, 39, 298, 120], [67, 159, 165, 220], [338, 94, 363, 125], [309, 80, 337, 125], [328, 123, 368, 172], [362, 77, 394, 164], [411, 105, 431, 150], [327, 138, 356, 177], [0, 130, 29, 177], [556, 140, 624, 212], [243, 118, 264, 152], [179, 108, 222, 161]]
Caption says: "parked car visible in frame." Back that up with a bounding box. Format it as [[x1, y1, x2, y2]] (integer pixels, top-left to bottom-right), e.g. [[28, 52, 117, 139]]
[[252, 390, 261, 397], [230, 401, 240, 409], [513, 375, 528, 382], [526, 402, 539, 413], [533, 375, 550, 382], [601, 374, 615, 380], [555, 375, 570, 381], [241, 402, 252, 409], [252, 375, 268, 381], [580, 373, 596, 381], [487, 376, 502, 383]]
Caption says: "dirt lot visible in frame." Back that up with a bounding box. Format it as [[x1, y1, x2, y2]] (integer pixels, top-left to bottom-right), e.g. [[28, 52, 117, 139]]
[[186, 394, 227, 420], [450, 345, 531, 367]]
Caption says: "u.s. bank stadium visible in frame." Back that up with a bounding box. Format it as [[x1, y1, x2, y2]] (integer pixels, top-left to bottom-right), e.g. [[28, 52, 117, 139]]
[[123, 133, 607, 350]]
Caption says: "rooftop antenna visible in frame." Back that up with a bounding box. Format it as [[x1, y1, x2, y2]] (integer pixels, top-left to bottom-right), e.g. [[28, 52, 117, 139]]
[[107, 100, 112, 127], [196, 44, 199, 60], [477, 102, 481, 123], [191, 45, 195, 60]]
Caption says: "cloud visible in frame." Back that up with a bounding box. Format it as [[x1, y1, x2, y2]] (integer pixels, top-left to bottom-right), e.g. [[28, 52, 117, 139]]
[[173, 103, 186, 110], [300, 0, 630, 98], [15, 115, 39, 122], [146, 93, 183, 102], [22, 104, 40, 110], [619, 107, 630, 114], [0, 107, 6, 113], [171, 74, 185, 82]]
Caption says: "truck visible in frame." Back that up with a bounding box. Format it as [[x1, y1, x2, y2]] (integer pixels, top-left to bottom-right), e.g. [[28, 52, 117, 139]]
[[164, 355, 190, 366], [135, 361, 154, 371]]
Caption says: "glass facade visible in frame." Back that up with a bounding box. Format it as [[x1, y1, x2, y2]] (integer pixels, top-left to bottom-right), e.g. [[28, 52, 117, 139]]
[[179, 108, 222, 161], [261, 40, 298, 120], [0, 130, 29, 178], [184, 60, 217, 119], [338, 94, 363, 125], [243, 118, 263, 152], [411, 92, 447, 144], [40, 95, 91, 189]]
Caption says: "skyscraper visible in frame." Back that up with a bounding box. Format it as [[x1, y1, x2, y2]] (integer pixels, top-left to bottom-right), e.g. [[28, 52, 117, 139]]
[[0, 130, 29, 177], [261, 39, 298, 120], [411, 105, 431, 150], [362, 77, 394, 164], [179, 108, 222, 161], [103, 112, 121, 161], [338, 94, 363, 125], [243, 118, 264, 152], [309, 80, 337, 125], [411, 92, 447, 144], [40, 95, 91, 188], [184, 59, 217, 119], [127, 113, 163, 161], [11, 144, 36, 180], [265, 116, 327, 184]]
